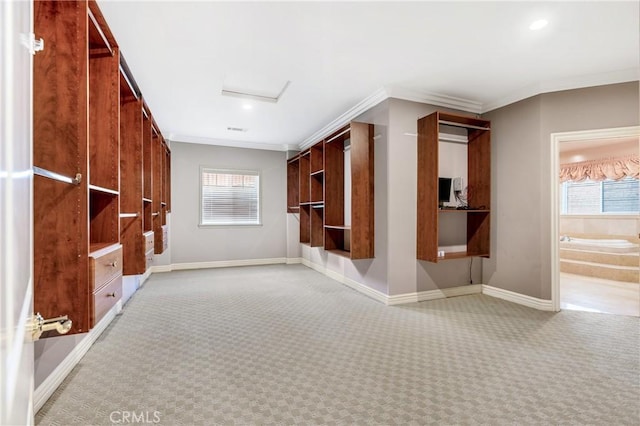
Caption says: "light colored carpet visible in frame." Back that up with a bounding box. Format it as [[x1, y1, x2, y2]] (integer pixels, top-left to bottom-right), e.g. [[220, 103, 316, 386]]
[[36, 264, 640, 425]]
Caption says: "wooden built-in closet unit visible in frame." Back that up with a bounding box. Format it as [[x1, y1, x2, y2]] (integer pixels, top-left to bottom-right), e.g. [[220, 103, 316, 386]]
[[416, 111, 491, 262], [33, 0, 171, 336], [288, 121, 375, 259]]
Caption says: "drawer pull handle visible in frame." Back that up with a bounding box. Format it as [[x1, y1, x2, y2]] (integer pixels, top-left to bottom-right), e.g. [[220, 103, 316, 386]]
[[107, 292, 117, 298], [108, 260, 118, 268]]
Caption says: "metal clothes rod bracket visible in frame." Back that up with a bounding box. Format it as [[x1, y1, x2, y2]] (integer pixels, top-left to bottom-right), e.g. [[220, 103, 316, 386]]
[[34, 167, 82, 185]]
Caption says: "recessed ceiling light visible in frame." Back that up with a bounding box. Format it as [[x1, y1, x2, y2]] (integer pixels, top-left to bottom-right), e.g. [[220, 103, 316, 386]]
[[529, 19, 548, 31], [243, 104, 253, 110]]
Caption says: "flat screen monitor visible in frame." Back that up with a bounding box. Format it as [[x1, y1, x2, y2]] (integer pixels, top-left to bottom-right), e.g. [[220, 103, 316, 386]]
[[438, 177, 452, 205]]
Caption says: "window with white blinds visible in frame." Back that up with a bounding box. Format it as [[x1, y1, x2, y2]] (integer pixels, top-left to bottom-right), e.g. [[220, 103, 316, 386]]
[[200, 168, 261, 225], [561, 177, 639, 214]]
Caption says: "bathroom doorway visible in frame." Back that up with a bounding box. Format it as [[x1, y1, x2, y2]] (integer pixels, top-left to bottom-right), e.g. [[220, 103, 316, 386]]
[[551, 127, 640, 317]]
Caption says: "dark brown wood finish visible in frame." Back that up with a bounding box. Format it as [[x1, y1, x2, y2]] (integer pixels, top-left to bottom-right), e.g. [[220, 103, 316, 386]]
[[299, 151, 311, 204], [152, 131, 164, 253], [34, 0, 170, 335], [88, 49, 119, 190], [119, 75, 144, 275], [416, 113, 439, 261], [33, 0, 90, 334], [417, 111, 491, 262], [299, 205, 311, 243], [349, 122, 374, 259], [287, 157, 300, 213], [310, 206, 324, 247], [323, 129, 345, 227]]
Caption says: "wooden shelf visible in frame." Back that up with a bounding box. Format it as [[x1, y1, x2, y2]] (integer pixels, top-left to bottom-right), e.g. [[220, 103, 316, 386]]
[[439, 209, 490, 213], [417, 111, 491, 263], [438, 251, 490, 261], [288, 122, 374, 258]]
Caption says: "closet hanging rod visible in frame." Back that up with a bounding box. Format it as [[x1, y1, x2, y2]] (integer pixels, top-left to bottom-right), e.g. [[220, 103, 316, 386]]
[[438, 120, 490, 131], [119, 213, 138, 218], [33, 167, 81, 185], [325, 128, 350, 143], [151, 212, 160, 217]]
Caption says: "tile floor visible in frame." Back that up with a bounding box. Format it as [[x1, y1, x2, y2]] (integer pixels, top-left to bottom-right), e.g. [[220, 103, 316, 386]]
[[561, 272, 640, 317]]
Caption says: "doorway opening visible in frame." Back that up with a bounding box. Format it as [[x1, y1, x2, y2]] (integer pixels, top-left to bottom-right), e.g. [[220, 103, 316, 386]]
[[550, 127, 640, 317]]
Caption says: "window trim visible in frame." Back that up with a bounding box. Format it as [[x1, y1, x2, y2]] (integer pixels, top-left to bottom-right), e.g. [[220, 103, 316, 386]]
[[199, 166, 262, 227]]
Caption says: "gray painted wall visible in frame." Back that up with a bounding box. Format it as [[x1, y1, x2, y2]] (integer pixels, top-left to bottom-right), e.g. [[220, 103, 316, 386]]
[[171, 142, 287, 264], [483, 81, 639, 299]]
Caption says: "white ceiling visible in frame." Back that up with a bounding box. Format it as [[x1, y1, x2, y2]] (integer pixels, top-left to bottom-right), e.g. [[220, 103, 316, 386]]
[[98, 1, 640, 151]]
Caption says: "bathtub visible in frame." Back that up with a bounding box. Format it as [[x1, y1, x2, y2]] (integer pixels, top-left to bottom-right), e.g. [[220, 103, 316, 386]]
[[560, 237, 639, 253]]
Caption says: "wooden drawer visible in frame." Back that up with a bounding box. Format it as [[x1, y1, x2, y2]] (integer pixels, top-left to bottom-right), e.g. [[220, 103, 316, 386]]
[[145, 248, 154, 271], [93, 274, 122, 326], [90, 244, 122, 291], [144, 231, 154, 253]]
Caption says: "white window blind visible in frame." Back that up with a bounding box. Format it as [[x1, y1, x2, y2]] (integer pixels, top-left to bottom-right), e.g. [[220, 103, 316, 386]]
[[200, 168, 260, 225], [562, 177, 639, 214]]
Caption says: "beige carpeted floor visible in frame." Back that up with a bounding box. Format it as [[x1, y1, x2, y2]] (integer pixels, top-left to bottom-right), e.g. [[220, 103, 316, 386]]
[[36, 264, 640, 425]]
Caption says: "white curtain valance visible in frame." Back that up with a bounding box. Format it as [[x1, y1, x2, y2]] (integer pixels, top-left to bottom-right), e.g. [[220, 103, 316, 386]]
[[560, 155, 639, 183]]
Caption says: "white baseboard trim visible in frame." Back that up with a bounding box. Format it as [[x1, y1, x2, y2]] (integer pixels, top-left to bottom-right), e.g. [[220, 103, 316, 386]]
[[150, 264, 172, 273], [34, 300, 123, 413], [286, 257, 302, 264], [171, 257, 287, 271], [387, 284, 483, 305], [482, 285, 554, 311]]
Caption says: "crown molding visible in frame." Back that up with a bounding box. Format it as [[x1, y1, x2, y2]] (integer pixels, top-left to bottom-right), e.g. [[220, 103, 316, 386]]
[[299, 87, 388, 150], [167, 133, 288, 152], [481, 68, 640, 113], [385, 86, 483, 114]]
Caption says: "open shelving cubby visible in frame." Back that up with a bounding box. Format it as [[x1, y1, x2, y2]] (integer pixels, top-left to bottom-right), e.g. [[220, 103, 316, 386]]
[[324, 122, 374, 259], [286, 155, 300, 213], [417, 111, 491, 262]]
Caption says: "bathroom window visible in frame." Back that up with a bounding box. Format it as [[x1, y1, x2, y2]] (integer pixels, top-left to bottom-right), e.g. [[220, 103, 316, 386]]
[[561, 177, 639, 214], [200, 168, 261, 226]]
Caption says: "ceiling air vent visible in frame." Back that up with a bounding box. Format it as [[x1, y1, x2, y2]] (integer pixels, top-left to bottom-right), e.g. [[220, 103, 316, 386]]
[[227, 127, 248, 132]]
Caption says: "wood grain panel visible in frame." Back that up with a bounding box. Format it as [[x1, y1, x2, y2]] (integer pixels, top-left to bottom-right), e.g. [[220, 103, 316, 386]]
[[323, 134, 345, 226], [286, 158, 300, 212], [152, 133, 163, 253], [349, 122, 374, 259], [33, 176, 90, 334], [467, 129, 491, 210], [299, 151, 310, 204], [92, 274, 122, 326], [142, 113, 152, 200], [33, 1, 90, 335], [90, 244, 122, 291], [33, 0, 87, 177], [89, 50, 119, 190], [299, 205, 311, 243], [310, 206, 324, 247], [119, 96, 144, 275], [417, 112, 440, 261]]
